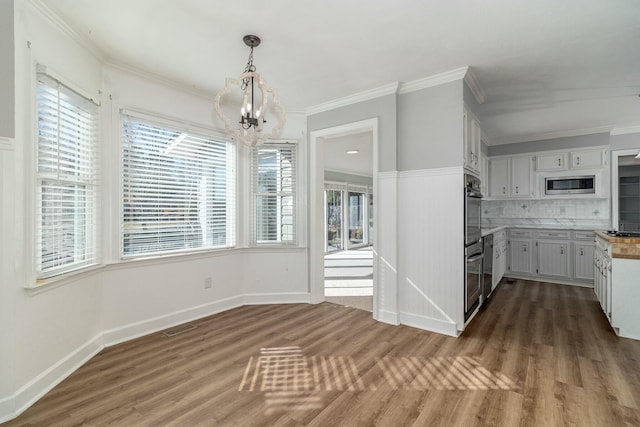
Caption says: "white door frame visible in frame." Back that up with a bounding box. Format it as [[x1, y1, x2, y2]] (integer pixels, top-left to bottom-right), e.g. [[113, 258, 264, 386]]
[[309, 118, 379, 317]]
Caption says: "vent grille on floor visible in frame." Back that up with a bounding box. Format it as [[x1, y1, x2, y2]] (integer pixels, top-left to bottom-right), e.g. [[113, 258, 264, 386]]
[[163, 323, 196, 337]]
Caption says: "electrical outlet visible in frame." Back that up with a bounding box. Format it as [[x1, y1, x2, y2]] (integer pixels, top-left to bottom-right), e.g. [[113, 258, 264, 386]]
[[204, 277, 212, 289]]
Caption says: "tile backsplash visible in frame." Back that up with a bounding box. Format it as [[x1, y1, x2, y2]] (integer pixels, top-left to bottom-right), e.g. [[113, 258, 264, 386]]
[[482, 198, 610, 229]]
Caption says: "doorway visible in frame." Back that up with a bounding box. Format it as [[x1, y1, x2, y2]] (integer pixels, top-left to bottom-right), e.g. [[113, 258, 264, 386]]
[[612, 149, 640, 231], [309, 118, 379, 317]]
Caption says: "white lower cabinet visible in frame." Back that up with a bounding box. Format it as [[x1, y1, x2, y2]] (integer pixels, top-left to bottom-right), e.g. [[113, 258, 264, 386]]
[[574, 243, 595, 281], [506, 228, 594, 286], [537, 241, 571, 279], [508, 238, 534, 276], [492, 229, 507, 289]]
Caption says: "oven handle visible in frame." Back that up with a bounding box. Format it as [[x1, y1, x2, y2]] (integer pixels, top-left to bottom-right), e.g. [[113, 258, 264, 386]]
[[466, 254, 484, 263]]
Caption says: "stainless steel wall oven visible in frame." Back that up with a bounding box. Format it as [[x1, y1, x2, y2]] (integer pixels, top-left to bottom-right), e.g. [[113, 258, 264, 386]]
[[464, 174, 483, 320]]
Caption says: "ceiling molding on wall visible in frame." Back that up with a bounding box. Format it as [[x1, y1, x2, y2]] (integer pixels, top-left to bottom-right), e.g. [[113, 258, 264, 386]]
[[305, 82, 400, 116], [397, 66, 469, 95], [463, 67, 485, 105], [104, 61, 216, 102], [489, 125, 614, 146], [0, 137, 14, 151], [28, 0, 107, 63], [610, 124, 640, 136]]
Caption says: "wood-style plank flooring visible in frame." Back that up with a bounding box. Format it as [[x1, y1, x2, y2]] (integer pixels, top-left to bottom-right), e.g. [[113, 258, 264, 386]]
[[5, 279, 640, 426]]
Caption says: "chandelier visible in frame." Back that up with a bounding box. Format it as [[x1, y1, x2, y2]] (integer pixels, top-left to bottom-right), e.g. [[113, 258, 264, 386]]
[[214, 35, 286, 147]]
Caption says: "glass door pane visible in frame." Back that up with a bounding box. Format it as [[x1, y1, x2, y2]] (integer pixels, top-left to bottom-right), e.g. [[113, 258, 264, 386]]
[[348, 192, 365, 247], [326, 190, 343, 252]]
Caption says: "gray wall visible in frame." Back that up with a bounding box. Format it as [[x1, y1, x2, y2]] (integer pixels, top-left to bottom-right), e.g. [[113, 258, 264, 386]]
[[397, 80, 463, 171], [324, 170, 373, 186], [610, 132, 640, 150], [489, 132, 609, 156], [0, 0, 14, 138], [307, 94, 397, 172]]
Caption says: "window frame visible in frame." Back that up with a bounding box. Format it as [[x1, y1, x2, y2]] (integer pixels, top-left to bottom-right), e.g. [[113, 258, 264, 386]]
[[33, 70, 101, 282], [119, 110, 237, 259], [250, 141, 298, 246]]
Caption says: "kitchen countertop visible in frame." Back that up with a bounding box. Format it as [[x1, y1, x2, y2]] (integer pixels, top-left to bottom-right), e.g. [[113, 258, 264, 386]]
[[594, 231, 640, 260], [481, 226, 505, 237]]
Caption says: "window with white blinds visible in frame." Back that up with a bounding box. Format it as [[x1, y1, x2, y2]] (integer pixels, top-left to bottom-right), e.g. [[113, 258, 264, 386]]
[[121, 114, 236, 257], [251, 142, 297, 244], [36, 73, 100, 278]]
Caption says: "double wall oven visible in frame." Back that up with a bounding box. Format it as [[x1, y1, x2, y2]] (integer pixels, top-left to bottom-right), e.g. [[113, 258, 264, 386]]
[[464, 174, 483, 321]]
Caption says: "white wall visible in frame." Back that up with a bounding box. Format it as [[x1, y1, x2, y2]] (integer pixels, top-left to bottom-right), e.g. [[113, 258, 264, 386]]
[[0, 0, 14, 138], [1, 2, 308, 422]]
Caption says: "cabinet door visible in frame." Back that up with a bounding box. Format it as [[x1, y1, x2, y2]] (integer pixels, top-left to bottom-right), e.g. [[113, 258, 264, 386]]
[[489, 158, 509, 197], [536, 153, 567, 171], [463, 109, 481, 174], [508, 239, 534, 275], [510, 156, 533, 198], [574, 243, 595, 282], [537, 241, 571, 279], [570, 149, 604, 169]]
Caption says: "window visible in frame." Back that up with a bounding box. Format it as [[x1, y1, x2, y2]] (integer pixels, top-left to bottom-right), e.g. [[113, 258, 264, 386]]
[[252, 142, 297, 244], [36, 73, 99, 278], [121, 114, 235, 257]]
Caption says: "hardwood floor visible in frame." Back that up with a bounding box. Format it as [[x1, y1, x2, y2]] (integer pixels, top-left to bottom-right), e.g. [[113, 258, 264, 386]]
[[5, 279, 640, 426]]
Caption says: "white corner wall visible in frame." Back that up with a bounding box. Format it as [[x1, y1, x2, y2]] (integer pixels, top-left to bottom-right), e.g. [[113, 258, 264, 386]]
[[397, 168, 465, 336]]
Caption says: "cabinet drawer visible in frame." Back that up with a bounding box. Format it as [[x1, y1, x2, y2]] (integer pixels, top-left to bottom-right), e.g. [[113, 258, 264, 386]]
[[573, 231, 594, 240], [509, 229, 533, 238], [537, 230, 570, 239]]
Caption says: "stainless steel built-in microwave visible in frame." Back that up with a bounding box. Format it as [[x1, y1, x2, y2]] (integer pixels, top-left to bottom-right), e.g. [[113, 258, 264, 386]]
[[545, 175, 595, 195]]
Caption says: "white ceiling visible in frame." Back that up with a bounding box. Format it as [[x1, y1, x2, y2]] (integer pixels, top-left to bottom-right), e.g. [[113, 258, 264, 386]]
[[44, 0, 640, 145], [324, 132, 373, 177]]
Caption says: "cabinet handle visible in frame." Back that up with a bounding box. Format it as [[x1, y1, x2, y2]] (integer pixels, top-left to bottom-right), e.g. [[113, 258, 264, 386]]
[[580, 248, 584, 256], [502, 186, 506, 194], [557, 158, 561, 166], [560, 247, 564, 255], [515, 186, 519, 194], [576, 156, 580, 165], [523, 245, 527, 252]]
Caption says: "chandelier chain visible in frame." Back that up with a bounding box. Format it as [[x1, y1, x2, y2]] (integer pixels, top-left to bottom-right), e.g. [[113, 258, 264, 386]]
[[241, 47, 256, 90]]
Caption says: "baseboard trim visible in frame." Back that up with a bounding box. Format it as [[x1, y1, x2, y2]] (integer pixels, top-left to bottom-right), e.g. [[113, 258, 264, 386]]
[[399, 312, 459, 337], [1, 333, 104, 423], [377, 309, 400, 325], [101, 295, 245, 347]]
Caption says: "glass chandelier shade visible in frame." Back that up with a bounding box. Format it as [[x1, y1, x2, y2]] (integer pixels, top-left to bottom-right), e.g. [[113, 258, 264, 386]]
[[214, 35, 286, 148]]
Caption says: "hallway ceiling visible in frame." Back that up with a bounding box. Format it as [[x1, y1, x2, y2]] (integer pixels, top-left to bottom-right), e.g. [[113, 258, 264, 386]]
[[44, 0, 640, 145]]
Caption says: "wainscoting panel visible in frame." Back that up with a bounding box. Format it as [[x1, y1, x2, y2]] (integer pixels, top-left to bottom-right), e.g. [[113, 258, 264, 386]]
[[398, 168, 464, 335], [376, 171, 399, 324]]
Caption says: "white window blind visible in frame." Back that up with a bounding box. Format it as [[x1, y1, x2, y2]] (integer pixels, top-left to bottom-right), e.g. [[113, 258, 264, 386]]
[[121, 114, 236, 257], [36, 73, 99, 278], [251, 142, 297, 244]]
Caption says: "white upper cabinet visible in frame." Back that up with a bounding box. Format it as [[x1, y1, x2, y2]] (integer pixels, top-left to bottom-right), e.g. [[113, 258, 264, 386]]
[[536, 153, 567, 171], [463, 106, 481, 176], [489, 158, 509, 197], [488, 156, 534, 199], [511, 156, 534, 198], [570, 149, 606, 169]]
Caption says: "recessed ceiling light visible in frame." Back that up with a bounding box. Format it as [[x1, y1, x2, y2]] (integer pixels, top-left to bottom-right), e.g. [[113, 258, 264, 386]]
[[346, 149, 359, 154]]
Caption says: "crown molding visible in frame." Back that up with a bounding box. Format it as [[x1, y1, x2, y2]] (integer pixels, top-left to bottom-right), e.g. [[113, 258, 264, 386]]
[[104, 61, 216, 101], [489, 125, 614, 146], [398, 66, 469, 95], [463, 67, 485, 105], [28, 0, 107, 63], [610, 124, 640, 136], [0, 137, 14, 151], [306, 82, 400, 116]]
